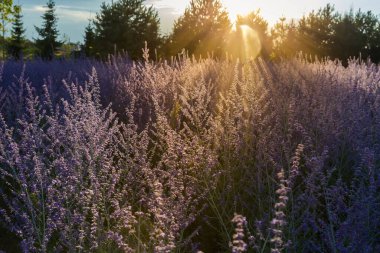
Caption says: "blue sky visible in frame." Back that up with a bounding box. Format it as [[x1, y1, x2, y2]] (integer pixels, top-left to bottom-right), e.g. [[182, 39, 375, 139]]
[[15, 0, 380, 43]]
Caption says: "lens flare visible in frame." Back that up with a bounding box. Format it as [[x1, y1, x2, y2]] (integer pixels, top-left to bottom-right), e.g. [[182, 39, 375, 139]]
[[239, 25, 261, 60], [225, 25, 262, 60]]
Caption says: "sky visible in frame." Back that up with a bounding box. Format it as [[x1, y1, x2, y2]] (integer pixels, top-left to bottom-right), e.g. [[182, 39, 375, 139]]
[[14, 0, 380, 43]]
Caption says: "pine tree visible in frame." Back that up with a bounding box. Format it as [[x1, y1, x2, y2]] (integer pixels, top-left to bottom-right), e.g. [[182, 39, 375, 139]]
[[270, 17, 300, 59], [35, 0, 61, 60], [7, 5, 25, 60], [93, 0, 160, 59], [83, 22, 95, 57], [297, 4, 338, 58], [169, 0, 231, 58]]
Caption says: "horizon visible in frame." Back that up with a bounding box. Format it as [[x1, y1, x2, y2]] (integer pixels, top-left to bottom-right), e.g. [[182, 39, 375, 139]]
[[12, 0, 380, 43]]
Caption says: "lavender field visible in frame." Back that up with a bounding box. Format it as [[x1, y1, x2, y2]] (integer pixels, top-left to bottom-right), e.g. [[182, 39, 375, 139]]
[[0, 53, 379, 252]]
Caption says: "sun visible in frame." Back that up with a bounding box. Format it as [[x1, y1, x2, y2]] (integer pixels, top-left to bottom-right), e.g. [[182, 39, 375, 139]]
[[221, 0, 253, 24]]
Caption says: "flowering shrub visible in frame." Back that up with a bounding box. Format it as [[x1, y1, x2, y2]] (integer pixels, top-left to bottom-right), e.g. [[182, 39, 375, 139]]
[[0, 55, 379, 252]]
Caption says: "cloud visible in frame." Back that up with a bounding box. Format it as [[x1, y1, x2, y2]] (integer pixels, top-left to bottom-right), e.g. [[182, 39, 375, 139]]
[[24, 5, 46, 13], [56, 6, 93, 22], [143, 0, 184, 33], [145, 0, 162, 4], [24, 5, 92, 22], [145, 0, 187, 14], [23, 1, 183, 35]]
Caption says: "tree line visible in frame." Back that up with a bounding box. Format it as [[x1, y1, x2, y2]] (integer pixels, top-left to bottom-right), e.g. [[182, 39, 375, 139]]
[[1, 0, 63, 60], [2, 0, 380, 62]]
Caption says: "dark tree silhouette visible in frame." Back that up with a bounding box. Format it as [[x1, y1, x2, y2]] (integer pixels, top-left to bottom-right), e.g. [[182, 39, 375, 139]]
[[356, 10, 380, 62], [269, 5, 380, 63], [169, 0, 231, 58], [297, 4, 338, 58], [332, 9, 380, 62], [7, 5, 25, 60], [83, 22, 95, 57], [93, 0, 160, 59], [35, 0, 61, 60]]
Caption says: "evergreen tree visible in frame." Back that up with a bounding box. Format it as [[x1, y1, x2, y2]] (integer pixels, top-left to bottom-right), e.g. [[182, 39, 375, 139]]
[[93, 0, 160, 59], [83, 22, 95, 57], [7, 5, 25, 60], [169, 0, 231, 58], [35, 0, 61, 60], [271, 17, 299, 58], [332, 9, 380, 62], [271, 17, 289, 58], [297, 4, 338, 58]]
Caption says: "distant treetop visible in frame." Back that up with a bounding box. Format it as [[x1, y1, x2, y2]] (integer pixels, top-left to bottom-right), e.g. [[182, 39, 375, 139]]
[[34, 0, 62, 60]]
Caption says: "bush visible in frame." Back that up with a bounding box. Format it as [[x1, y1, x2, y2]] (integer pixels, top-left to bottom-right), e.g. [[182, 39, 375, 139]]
[[0, 54, 379, 252]]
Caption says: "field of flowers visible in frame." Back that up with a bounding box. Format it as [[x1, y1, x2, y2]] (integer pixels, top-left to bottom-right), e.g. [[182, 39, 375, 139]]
[[0, 52, 379, 252]]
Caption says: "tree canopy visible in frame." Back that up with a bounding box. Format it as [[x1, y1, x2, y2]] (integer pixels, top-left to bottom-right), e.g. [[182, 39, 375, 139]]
[[271, 4, 380, 62], [83, 22, 95, 57], [332, 9, 380, 62], [169, 0, 231, 58], [7, 5, 25, 60], [92, 0, 160, 59], [0, 0, 14, 59], [1, 0, 380, 63], [34, 0, 61, 60], [271, 17, 299, 58]]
